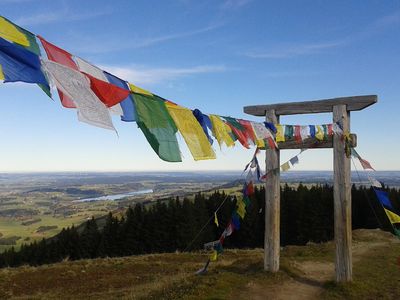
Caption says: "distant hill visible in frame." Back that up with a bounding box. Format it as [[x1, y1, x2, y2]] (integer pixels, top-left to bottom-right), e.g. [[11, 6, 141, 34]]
[[0, 229, 399, 299]]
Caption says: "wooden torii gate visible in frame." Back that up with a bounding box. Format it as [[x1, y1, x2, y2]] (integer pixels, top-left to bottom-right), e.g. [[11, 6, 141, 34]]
[[244, 95, 377, 282]]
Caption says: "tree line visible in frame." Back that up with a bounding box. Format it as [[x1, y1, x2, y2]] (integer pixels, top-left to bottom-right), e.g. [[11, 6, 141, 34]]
[[0, 184, 398, 268]]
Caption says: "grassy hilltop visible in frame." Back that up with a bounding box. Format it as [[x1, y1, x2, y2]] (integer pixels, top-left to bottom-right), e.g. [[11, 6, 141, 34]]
[[0, 229, 399, 299]]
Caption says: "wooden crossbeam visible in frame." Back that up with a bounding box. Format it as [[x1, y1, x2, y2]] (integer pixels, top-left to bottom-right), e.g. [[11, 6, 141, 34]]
[[258, 134, 357, 150], [244, 95, 377, 116]]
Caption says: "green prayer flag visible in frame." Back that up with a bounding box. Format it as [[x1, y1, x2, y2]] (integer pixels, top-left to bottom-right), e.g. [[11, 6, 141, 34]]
[[223, 116, 244, 131], [133, 93, 181, 162], [284, 125, 293, 140], [394, 227, 400, 239]]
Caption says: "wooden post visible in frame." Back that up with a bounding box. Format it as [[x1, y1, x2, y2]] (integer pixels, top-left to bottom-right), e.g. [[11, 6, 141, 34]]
[[333, 104, 352, 282], [264, 109, 280, 272]]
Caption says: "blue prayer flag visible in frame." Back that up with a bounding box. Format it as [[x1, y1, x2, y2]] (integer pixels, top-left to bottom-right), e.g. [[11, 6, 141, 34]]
[[193, 109, 213, 144], [290, 156, 299, 166], [104, 71, 136, 122], [264, 122, 277, 133], [309, 125, 316, 138], [231, 213, 241, 230], [0, 37, 48, 86], [374, 189, 394, 210]]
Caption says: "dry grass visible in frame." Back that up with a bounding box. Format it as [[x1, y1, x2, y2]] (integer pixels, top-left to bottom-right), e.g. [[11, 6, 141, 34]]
[[0, 229, 399, 299]]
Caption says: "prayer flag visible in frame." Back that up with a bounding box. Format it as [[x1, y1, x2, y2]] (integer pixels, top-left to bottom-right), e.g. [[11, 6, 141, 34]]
[[284, 125, 293, 140], [264, 122, 277, 133], [193, 109, 213, 145], [290, 156, 299, 166], [236, 199, 246, 219], [0, 37, 48, 86], [75, 57, 108, 81], [333, 122, 343, 135], [84, 73, 130, 107], [238, 119, 257, 145], [133, 93, 181, 162], [309, 125, 316, 138], [374, 189, 394, 210], [128, 82, 153, 96], [214, 212, 219, 227], [0, 16, 30, 47], [384, 208, 400, 224], [38, 36, 78, 108], [224, 222, 234, 237], [275, 124, 285, 142], [281, 162, 290, 172], [104, 73, 136, 122], [300, 125, 309, 140], [315, 125, 324, 140], [42, 60, 115, 131], [294, 125, 302, 143], [166, 103, 216, 160], [231, 214, 240, 230], [328, 124, 333, 136], [360, 158, 375, 171], [368, 176, 382, 188], [224, 118, 250, 149], [210, 250, 218, 261], [209, 115, 235, 148], [251, 121, 276, 148]]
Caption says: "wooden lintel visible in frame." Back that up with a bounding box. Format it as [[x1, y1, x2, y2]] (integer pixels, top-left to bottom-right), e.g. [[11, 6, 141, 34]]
[[244, 95, 377, 116], [265, 134, 357, 150]]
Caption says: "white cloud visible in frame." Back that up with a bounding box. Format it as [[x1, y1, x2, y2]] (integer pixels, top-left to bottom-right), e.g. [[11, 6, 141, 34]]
[[245, 41, 344, 59], [15, 10, 111, 26], [221, 0, 253, 10], [100, 65, 227, 85]]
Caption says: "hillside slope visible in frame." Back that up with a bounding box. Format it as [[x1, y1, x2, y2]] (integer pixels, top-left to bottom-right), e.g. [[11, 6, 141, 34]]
[[0, 229, 399, 299]]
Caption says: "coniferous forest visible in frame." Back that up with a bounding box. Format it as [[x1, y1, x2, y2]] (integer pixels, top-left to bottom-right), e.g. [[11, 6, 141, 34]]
[[0, 184, 399, 268]]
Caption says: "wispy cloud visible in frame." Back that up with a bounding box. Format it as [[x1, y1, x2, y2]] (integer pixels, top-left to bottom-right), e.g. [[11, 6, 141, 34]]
[[99, 65, 227, 85], [245, 41, 344, 59], [246, 11, 400, 59], [221, 0, 253, 10], [71, 22, 223, 54], [15, 10, 112, 26]]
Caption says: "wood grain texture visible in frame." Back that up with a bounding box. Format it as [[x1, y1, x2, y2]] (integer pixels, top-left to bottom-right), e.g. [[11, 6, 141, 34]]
[[244, 95, 377, 116], [333, 105, 352, 282], [264, 109, 280, 272], [257, 134, 357, 150]]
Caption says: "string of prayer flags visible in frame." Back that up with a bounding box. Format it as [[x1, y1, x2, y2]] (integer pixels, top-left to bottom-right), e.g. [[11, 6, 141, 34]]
[[133, 93, 182, 162], [42, 60, 116, 131], [224, 117, 251, 149], [166, 103, 216, 160], [0, 37, 49, 86]]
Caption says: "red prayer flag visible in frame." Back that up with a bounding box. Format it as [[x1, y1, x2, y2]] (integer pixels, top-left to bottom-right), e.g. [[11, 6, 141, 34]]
[[238, 119, 257, 144], [328, 124, 333, 135], [38, 36, 77, 108], [246, 182, 254, 196], [226, 122, 250, 149], [84, 73, 130, 107], [360, 158, 375, 171], [294, 125, 302, 143]]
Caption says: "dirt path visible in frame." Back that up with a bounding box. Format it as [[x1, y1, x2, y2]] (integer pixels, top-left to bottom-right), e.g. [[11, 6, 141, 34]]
[[239, 230, 398, 300]]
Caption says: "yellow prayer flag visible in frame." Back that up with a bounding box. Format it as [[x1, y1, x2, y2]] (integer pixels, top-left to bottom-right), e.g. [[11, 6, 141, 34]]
[[236, 199, 246, 219], [275, 124, 285, 142], [0, 65, 4, 81], [384, 208, 400, 224], [315, 125, 324, 141], [214, 212, 219, 227], [128, 82, 153, 96], [210, 250, 218, 261], [209, 114, 235, 148], [166, 103, 216, 160], [281, 162, 290, 172], [0, 17, 30, 47]]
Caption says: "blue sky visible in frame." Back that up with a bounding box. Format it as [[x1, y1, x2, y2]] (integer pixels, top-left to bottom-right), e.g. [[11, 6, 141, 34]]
[[0, 0, 399, 172]]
